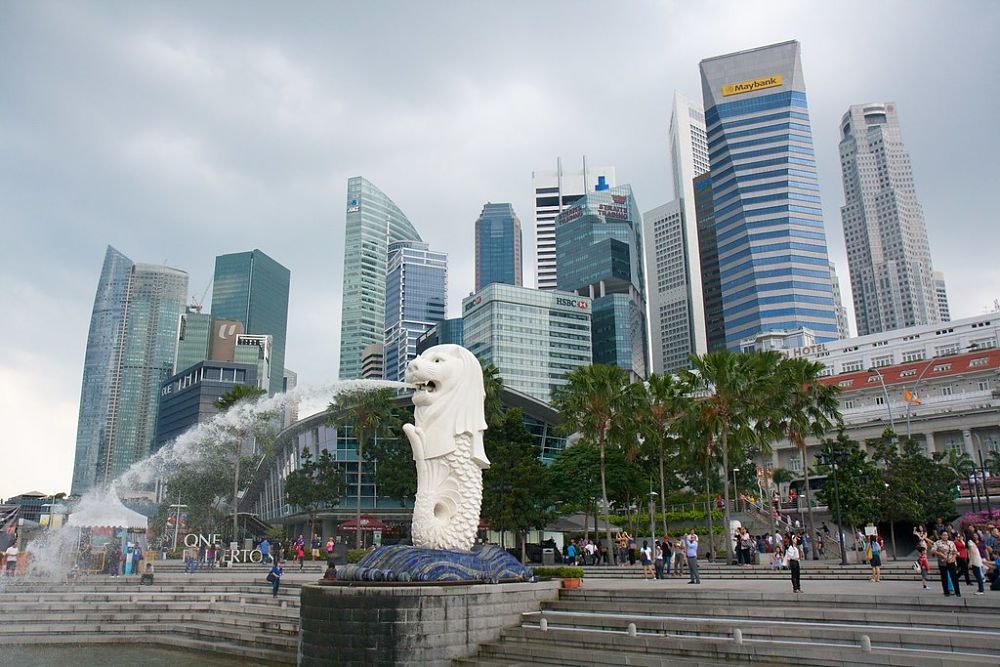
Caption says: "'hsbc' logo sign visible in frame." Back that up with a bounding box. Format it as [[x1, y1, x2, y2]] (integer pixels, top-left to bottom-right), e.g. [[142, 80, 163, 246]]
[[556, 297, 589, 310]]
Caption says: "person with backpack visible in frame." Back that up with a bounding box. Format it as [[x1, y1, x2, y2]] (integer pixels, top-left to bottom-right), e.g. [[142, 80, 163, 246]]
[[867, 534, 883, 583]]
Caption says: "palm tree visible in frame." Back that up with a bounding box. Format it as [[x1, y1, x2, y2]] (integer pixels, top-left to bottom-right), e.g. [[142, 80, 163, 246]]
[[637, 373, 690, 537], [214, 385, 267, 542], [683, 350, 779, 563], [552, 364, 636, 565], [775, 357, 842, 559], [481, 362, 505, 427], [328, 388, 398, 548]]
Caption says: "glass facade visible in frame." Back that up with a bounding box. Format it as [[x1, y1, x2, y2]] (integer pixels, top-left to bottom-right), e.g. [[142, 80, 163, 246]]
[[211, 249, 290, 395], [72, 247, 189, 494], [415, 318, 465, 355], [462, 283, 592, 402], [154, 361, 260, 452], [694, 172, 727, 351], [474, 202, 522, 291], [699, 41, 838, 349], [554, 184, 648, 379], [173, 308, 212, 374], [338, 177, 423, 380], [383, 241, 447, 382]]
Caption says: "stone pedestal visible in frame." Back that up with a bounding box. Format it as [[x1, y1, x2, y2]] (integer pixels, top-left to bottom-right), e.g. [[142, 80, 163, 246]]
[[299, 580, 560, 666]]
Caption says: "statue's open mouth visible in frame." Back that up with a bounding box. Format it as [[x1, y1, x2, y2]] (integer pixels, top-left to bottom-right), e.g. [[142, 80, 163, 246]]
[[414, 380, 437, 394]]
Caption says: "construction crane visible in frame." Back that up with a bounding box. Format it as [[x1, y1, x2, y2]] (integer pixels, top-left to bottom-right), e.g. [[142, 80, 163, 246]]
[[190, 278, 213, 313]]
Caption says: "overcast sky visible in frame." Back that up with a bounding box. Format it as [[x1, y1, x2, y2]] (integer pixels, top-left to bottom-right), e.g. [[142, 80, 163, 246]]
[[2, 1, 998, 500]]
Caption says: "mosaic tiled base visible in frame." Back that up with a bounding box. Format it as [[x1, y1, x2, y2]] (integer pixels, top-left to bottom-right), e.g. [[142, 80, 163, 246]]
[[336, 544, 533, 583]]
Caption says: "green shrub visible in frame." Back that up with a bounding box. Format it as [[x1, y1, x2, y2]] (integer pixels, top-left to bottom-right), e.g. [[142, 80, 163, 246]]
[[532, 566, 584, 579], [347, 548, 369, 563]]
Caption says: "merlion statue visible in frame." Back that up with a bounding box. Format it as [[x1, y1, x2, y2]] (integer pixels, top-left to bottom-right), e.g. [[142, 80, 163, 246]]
[[403, 344, 489, 552]]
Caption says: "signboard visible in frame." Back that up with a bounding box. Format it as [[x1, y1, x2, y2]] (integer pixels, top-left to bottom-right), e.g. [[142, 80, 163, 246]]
[[555, 297, 589, 310], [597, 203, 629, 221], [722, 75, 783, 97], [210, 320, 244, 362], [373, 530, 382, 547]]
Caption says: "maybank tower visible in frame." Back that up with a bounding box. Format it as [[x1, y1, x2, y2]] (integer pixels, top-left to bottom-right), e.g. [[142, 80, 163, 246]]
[[699, 41, 838, 350]]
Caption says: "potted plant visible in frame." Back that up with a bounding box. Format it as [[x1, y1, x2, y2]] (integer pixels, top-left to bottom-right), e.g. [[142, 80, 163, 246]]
[[532, 566, 584, 588]]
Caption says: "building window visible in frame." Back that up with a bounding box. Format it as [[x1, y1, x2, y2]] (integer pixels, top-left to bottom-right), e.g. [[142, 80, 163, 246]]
[[933, 363, 951, 372], [979, 380, 990, 392], [789, 455, 802, 472], [875, 395, 885, 405], [844, 400, 856, 410], [970, 358, 989, 367], [941, 385, 953, 396], [902, 350, 925, 362], [843, 361, 864, 373], [873, 355, 893, 368]]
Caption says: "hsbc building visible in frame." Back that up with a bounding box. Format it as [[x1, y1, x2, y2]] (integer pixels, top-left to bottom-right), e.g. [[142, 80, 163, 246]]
[[462, 283, 593, 403]]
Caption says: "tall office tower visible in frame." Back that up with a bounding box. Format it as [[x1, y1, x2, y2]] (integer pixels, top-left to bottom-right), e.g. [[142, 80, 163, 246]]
[[933, 271, 950, 322], [555, 181, 648, 379], [700, 41, 838, 350], [533, 157, 615, 290], [694, 172, 727, 351], [646, 93, 713, 373], [839, 102, 942, 335], [360, 343, 384, 380], [383, 241, 447, 383], [71, 246, 188, 494], [415, 318, 465, 355], [829, 262, 851, 339], [338, 177, 423, 379], [174, 306, 213, 374], [463, 284, 592, 402], [211, 249, 289, 395], [474, 203, 522, 291]]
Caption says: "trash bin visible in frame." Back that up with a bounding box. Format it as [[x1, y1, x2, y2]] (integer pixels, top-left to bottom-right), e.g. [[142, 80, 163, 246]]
[[542, 548, 555, 566]]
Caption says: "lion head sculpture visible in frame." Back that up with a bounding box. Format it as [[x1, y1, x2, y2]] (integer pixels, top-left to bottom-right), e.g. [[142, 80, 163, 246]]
[[404, 344, 489, 468]]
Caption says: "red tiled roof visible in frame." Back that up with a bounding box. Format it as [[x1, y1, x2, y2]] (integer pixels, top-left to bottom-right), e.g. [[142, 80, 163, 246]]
[[820, 348, 1000, 390]]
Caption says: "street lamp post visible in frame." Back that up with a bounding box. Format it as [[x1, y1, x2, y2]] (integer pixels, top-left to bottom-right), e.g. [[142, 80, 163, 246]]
[[867, 368, 896, 435], [732, 468, 740, 513], [974, 436, 993, 516], [820, 449, 849, 566], [648, 489, 658, 544], [169, 500, 188, 551]]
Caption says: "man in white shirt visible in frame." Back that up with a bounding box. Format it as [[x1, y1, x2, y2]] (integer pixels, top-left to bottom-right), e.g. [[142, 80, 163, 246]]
[[685, 533, 701, 584]]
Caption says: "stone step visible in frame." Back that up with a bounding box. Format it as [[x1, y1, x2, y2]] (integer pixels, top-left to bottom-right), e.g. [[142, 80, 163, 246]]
[[0, 610, 299, 634], [539, 600, 1000, 632], [4, 631, 296, 665], [0, 601, 299, 621], [523, 610, 1000, 655], [558, 588, 998, 614], [484, 627, 997, 666], [0, 621, 298, 650]]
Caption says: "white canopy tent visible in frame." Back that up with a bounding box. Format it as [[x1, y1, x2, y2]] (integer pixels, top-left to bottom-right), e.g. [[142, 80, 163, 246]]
[[67, 490, 148, 530]]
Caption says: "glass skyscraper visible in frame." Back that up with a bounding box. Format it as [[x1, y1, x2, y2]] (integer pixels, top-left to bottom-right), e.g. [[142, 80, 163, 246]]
[[71, 246, 188, 494], [462, 284, 592, 403], [383, 241, 447, 383], [474, 202, 522, 291], [173, 307, 213, 374], [210, 249, 290, 395], [699, 41, 838, 350], [338, 177, 422, 380], [555, 182, 648, 379]]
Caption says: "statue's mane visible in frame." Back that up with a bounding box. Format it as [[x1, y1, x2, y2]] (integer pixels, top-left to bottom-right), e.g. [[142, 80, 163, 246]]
[[413, 345, 488, 467]]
